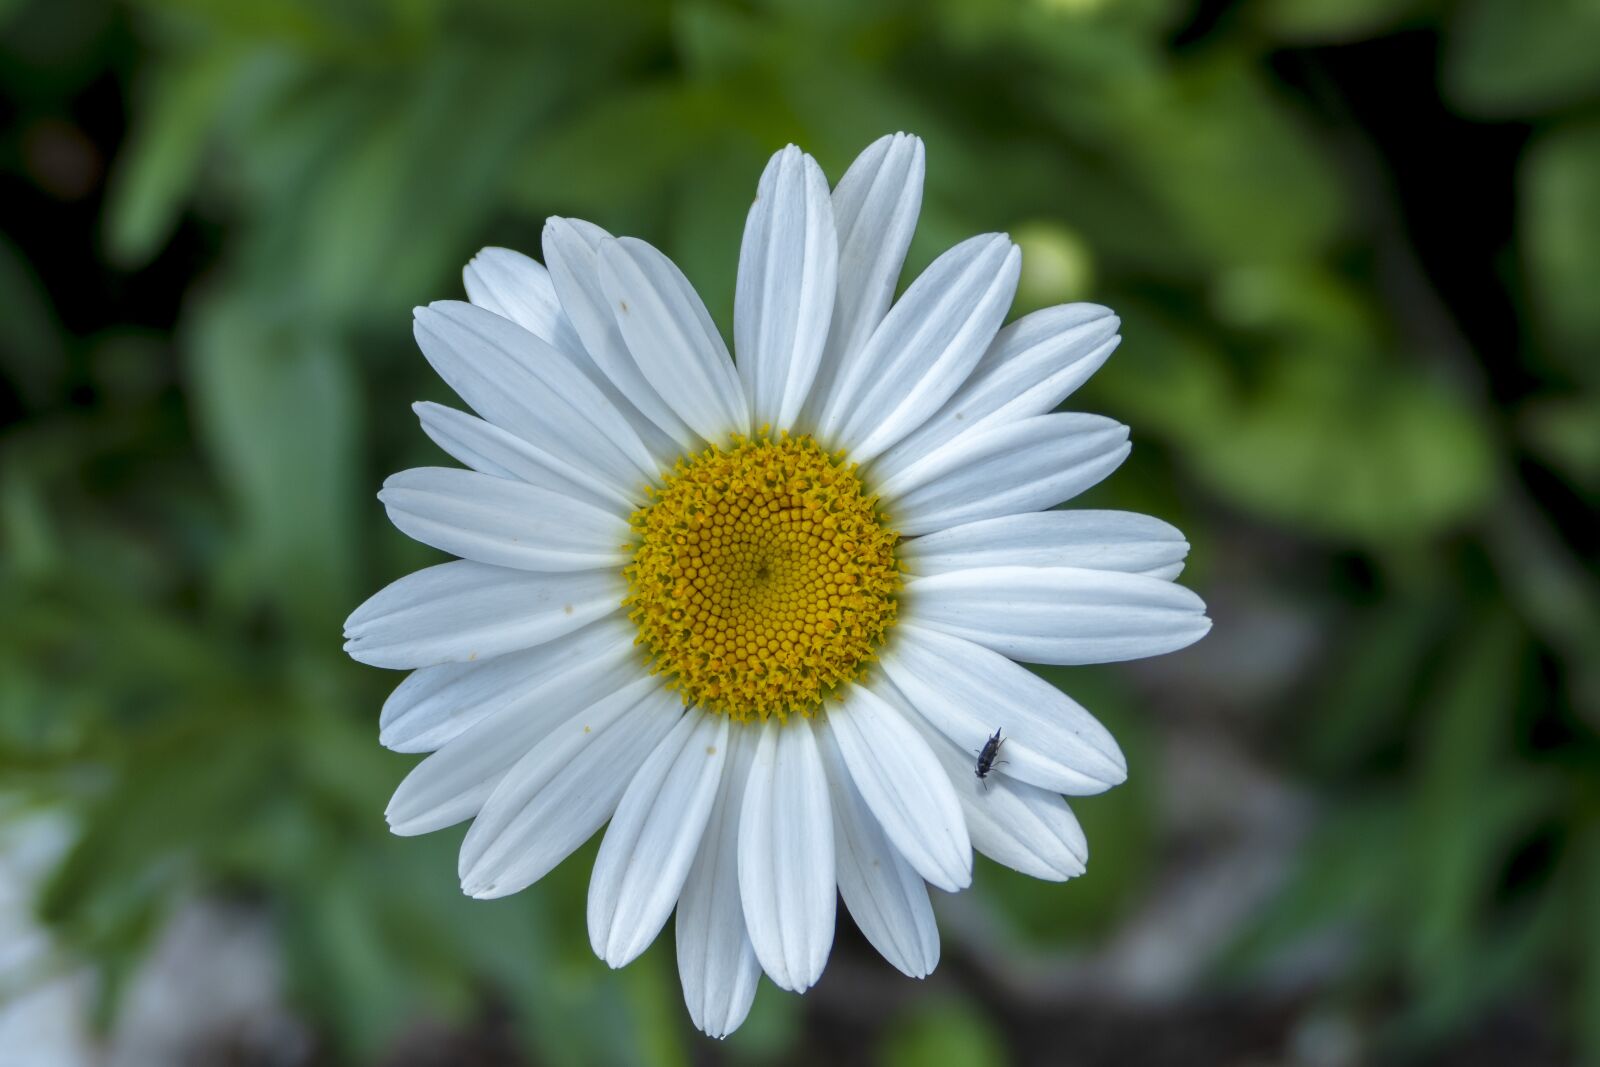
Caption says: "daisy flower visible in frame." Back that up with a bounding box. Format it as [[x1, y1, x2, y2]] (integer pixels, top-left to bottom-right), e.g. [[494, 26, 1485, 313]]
[[344, 134, 1210, 1037]]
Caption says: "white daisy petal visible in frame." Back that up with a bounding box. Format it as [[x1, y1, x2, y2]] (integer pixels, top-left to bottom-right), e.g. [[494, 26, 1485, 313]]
[[815, 233, 1021, 462], [872, 304, 1120, 482], [817, 721, 940, 978], [880, 624, 1126, 795], [413, 402, 634, 515], [343, 560, 624, 669], [380, 615, 638, 753], [677, 730, 761, 1040], [413, 301, 659, 497], [463, 246, 586, 358], [890, 687, 1088, 880], [825, 687, 971, 892], [466, 243, 686, 467], [736, 146, 838, 430], [880, 413, 1131, 537], [906, 565, 1211, 666], [738, 716, 835, 993], [543, 217, 700, 456], [385, 635, 642, 834], [598, 236, 751, 442], [588, 711, 729, 968], [379, 467, 631, 573], [804, 133, 924, 428], [458, 678, 682, 899], [899, 510, 1189, 581], [962, 775, 1088, 881]]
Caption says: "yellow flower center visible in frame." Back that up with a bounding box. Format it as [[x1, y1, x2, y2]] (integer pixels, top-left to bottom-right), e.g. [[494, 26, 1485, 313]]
[[624, 433, 901, 721]]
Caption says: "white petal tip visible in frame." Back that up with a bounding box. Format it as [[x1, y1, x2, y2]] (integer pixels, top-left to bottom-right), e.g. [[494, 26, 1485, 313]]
[[385, 816, 427, 839], [341, 643, 398, 669], [459, 866, 497, 898], [877, 130, 923, 151], [1065, 754, 1128, 794], [1097, 746, 1130, 788], [691, 1016, 744, 1041], [923, 856, 975, 894], [1171, 615, 1214, 654], [754, 959, 823, 996], [596, 932, 651, 970]]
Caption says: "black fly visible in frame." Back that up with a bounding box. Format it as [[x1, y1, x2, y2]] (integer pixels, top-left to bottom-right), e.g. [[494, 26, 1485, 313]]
[[974, 727, 1006, 789]]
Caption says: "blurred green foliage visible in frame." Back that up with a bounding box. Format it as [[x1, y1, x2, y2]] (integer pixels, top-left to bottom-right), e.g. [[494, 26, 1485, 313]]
[[1, 0, 1597, 1063]]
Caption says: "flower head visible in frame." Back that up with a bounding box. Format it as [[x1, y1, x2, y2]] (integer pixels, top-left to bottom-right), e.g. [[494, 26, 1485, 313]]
[[345, 134, 1210, 1037]]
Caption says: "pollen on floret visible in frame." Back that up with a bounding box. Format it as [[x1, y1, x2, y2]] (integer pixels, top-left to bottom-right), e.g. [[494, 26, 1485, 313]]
[[623, 432, 901, 722]]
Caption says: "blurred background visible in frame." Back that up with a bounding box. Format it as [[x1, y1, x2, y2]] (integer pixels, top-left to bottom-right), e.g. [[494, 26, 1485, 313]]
[[2, 0, 1597, 1064]]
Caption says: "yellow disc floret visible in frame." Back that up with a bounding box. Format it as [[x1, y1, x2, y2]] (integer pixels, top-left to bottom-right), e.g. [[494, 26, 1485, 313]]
[[624, 432, 900, 721]]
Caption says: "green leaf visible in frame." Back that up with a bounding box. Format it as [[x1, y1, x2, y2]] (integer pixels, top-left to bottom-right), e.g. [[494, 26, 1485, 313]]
[[618, 944, 690, 1067], [721, 981, 800, 1060], [0, 474, 56, 583], [1444, 0, 1600, 117], [1580, 829, 1600, 1063], [1097, 289, 1496, 543], [1387, 877, 1562, 1052], [121, 0, 417, 56], [186, 294, 359, 629], [1299, 597, 1446, 774], [878, 998, 1008, 1067], [291, 859, 415, 1056], [1220, 800, 1400, 974], [1186, 357, 1497, 542], [1108, 56, 1345, 266], [1248, 0, 1420, 43], [1405, 616, 1553, 992], [0, 233, 67, 406], [1521, 121, 1600, 383], [507, 82, 722, 225], [104, 44, 237, 267], [666, 135, 763, 336], [1519, 395, 1600, 491]]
